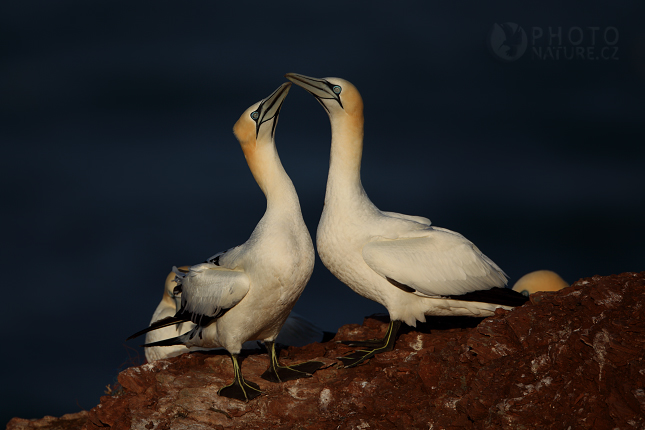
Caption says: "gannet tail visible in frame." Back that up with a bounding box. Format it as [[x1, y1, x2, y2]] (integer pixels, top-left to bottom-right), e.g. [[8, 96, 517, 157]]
[[446, 286, 528, 307]]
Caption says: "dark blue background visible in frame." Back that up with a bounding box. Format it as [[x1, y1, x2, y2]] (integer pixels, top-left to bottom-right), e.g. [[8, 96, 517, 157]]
[[2, 1, 643, 424]]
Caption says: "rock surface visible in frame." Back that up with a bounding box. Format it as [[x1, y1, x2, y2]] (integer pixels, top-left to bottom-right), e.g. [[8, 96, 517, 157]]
[[8, 272, 645, 430]]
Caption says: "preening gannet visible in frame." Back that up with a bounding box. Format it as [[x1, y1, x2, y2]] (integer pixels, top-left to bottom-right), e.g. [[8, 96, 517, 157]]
[[128, 82, 324, 401], [512, 270, 569, 296], [144, 269, 326, 362], [144, 268, 192, 362], [285, 73, 528, 367]]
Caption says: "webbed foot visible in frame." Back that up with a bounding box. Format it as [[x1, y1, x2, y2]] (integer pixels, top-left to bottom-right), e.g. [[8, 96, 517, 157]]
[[218, 354, 263, 402], [337, 338, 388, 348], [337, 320, 402, 368], [260, 341, 325, 383]]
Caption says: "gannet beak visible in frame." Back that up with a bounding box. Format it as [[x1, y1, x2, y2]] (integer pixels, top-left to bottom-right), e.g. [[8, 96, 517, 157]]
[[285, 73, 343, 112], [253, 81, 291, 139]]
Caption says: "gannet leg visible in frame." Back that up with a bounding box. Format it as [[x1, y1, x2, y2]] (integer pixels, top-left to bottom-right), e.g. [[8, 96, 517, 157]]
[[260, 341, 325, 383], [338, 320, 402, 368], [218, 354, 262, 402]]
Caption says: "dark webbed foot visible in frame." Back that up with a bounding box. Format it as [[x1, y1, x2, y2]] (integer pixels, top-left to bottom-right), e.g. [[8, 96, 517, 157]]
[[218, 354, 263, 402], [338, 348, 380, 367], [261, 360, 325, 383], [218, 377, 262, 402], [338, 320, 402, 368], [260, 341, 325, 383], [337, 338, 389, 348]]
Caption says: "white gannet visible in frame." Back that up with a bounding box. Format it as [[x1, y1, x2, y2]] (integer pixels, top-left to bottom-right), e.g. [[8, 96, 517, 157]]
[[285, 73, 529, 367], [144, 268, 192, 362], [144, 269, 326, 362], [128, 82, 324, 401], [512, 270, 569, 296]]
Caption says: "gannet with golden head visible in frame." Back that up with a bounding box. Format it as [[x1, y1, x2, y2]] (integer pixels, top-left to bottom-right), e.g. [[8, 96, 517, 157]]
[[285, 73, 528, 367], [129, 82, 323, 401], [144, 269, 326, 363], [512, 270, 569, 296]]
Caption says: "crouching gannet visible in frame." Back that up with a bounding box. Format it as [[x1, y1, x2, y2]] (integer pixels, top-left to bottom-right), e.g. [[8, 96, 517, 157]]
[[128, 82, 324, 401], [144, 269, 326, 362], [285, 73, 528, 367]]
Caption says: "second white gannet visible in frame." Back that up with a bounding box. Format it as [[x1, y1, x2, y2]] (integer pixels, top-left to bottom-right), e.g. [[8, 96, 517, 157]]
[[286, 73, 528, 367], [129, 82, 323, 401], [144, 269, 326, 362]]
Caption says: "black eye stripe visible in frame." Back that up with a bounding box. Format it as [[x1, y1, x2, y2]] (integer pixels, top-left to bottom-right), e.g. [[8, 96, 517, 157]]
[[324, 82, 343, 108]]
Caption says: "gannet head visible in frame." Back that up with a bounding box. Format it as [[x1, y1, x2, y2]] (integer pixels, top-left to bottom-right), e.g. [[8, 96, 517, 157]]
[[162, 266, 189, 307], [233, 82, 291, 149], [512, 270, 569, 297], [285, 73, 363, 119]]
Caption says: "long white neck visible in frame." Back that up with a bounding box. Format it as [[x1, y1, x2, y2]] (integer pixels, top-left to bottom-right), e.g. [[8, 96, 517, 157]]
[[245, 141, 301, 215], [325, 112, 370, 205]]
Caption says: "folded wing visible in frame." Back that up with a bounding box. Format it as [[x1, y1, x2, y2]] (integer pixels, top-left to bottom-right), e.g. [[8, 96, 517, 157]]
[[176, 263, 250, 325], [381, 211, 431, 226], [362, 231, 507, 297]]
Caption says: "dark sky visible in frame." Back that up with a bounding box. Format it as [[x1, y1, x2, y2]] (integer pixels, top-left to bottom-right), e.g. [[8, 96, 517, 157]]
[[2, 0, 644, 424]]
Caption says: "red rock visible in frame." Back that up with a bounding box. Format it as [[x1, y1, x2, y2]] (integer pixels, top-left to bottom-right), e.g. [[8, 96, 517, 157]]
[[6, 412, 89, 430], [7, 272, 645, 429]]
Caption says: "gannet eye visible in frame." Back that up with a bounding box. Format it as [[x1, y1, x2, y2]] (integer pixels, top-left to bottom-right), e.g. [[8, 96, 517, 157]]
[[332, 85, 342, 95], [250, 111, 260, 120]]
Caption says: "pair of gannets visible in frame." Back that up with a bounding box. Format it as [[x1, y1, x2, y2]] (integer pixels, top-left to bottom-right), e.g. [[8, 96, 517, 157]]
[[144, 269, 326, 362], [129, 83, 324, 401], [130, 74, 546, 401]]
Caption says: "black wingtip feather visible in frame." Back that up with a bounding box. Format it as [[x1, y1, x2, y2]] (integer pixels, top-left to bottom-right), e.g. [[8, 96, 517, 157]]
[[141, 335, 185, 348], [446, 287, 529, 307], [126, 316, 188, 341]]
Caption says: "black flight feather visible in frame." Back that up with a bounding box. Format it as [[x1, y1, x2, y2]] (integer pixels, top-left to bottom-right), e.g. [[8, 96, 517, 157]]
[[141, 335, 185, 348], [126, 316, 188, 341], [446, 287, 529, 307]]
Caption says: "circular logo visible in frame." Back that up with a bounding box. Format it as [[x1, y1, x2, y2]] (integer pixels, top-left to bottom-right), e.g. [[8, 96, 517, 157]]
[[489, 22, 527, 62]]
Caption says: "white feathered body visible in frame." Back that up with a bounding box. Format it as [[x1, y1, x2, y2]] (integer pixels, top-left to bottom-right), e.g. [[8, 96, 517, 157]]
[[178, 198, 314, 354], [318, 195, 508, 327], [145, 262, 322, 362], [145, 260, 322, 362]]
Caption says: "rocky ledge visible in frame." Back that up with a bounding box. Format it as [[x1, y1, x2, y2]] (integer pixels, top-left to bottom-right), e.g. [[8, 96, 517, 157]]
[[8, 272, 645, 430]]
